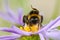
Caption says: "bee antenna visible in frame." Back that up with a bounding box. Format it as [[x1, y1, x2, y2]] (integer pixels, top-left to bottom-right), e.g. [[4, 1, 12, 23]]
[[30, 5, 39, 15], [31, 5, 37, 10]]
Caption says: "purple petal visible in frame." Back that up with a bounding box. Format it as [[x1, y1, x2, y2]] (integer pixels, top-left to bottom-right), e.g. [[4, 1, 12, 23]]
[[11, 26, 32, 35], [38, 16, 60, 33], [0, 35, 20, 40], [3, 0, 19, 24], [6, 8, 19, 24], [39, 31, 49, 40], [3, 0, 24, 25], [46, 29, 60, 40], [0, 12, 17, 24], [18, 8, 24, 25], [0, 27, 21, 34], [39, 33, 45, 40], [7, 9, 18, 23], [0, 39, 15, 40], [3, 0, 17, 20], [46, 16, 60, 31], [0, 26, 32, 36]]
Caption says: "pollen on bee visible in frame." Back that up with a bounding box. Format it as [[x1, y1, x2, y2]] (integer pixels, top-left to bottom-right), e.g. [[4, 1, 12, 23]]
[[24, 27, 31, 32], [20, 26, 31, 32], [31, 26, 38, 32], [20, 24, 39, 32]]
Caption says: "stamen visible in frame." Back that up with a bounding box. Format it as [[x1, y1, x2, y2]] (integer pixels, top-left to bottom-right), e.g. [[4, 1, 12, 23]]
[[31, 26, 38, 32], [20, 24, 39, 32], [24, 27, 31, 32]]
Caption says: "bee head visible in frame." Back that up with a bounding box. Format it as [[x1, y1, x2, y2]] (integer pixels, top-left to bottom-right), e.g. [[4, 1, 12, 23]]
[[23, 8, 43, 25]]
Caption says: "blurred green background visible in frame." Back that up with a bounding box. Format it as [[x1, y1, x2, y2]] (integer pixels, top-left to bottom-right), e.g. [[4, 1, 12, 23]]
[[0, 0, 60, 26], [0, 0, 60, 40]]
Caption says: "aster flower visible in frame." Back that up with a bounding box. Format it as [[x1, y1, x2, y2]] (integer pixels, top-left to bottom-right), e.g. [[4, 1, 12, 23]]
[[0, 15, 60, 40], [0, 0, 60, 40]]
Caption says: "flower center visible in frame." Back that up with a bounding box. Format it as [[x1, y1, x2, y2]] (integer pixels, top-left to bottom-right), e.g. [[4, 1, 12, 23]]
[[17, 34, 40, 40], [20, 24, 40, 32]]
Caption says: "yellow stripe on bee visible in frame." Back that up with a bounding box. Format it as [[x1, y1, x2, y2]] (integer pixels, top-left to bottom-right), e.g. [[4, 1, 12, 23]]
[[28, 14, 41, 20]]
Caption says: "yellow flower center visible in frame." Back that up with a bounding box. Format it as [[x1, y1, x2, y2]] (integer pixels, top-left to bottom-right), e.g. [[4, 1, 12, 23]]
[[20, 25, 39, 32]]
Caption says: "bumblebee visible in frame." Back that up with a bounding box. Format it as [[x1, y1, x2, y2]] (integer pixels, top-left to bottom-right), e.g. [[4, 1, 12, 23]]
[[20, 7, 43, 32]]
